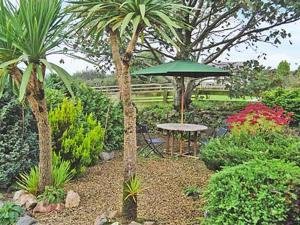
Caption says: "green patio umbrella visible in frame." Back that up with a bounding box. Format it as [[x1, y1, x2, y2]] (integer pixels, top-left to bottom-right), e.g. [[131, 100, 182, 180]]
[[132, 60, 231, 123]]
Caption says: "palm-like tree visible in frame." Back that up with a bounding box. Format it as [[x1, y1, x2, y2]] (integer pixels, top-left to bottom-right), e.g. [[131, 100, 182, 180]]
[[0, 0, 73, 192], [69, 0, 184, 220]]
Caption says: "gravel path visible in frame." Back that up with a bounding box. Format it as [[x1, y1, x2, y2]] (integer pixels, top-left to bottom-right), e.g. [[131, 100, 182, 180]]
[[37, 154, 213, 225]]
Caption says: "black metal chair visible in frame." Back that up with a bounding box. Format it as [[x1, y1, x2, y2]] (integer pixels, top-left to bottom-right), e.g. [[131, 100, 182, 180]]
[[200, 127, 228, 146], [137, 124, 165, 157]]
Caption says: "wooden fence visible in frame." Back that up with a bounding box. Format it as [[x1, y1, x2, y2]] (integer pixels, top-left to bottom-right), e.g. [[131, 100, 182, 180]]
[[91, 83, 227, 104]]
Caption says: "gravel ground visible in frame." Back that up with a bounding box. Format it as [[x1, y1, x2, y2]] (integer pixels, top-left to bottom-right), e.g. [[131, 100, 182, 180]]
[[37, 154, 213, 225]]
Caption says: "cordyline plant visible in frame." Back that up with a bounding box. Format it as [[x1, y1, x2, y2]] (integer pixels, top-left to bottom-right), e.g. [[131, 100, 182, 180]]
[[68, 0, 185, 221], [226, 103, 293, 134], [0, 0, 73, 192]]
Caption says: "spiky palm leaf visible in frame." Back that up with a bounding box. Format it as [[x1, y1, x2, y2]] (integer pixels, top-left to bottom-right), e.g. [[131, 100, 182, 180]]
[[68, 0, 185, 46], [0, 0, 73, 100]]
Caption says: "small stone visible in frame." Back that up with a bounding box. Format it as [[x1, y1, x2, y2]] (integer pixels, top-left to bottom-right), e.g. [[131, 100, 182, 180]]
[[33, 202, 64, 214], [16, 215, 38, 225], [65, 190, 80, 208], [107, 210, 118, 219], [94, 214, 107, 225], [13, 191, 37, 209], [111, 223, 119, 225], [129, 222, 142, 225], [100, 151, 115, 161], [144, 222, 155, 225], [13, 190, 27, 201]]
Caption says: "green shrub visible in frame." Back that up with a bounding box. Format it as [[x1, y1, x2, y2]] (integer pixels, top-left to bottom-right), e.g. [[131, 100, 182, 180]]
[[17, 153, 73, 195], [0, 92, 38, 189], [262, 88, 300, 126], [46, 75, 123, 151], [202, 160, 300, 225], [0, 202, 23, 225], [37, 186, 65, 204], [49, 98, 105, 175], [201, 132, 300, 171]]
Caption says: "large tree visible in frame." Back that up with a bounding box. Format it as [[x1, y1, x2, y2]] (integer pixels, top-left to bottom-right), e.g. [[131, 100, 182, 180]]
[[69, 0, 183, 220], [0, 0, 73, 192], [68, 0, 300, 108]]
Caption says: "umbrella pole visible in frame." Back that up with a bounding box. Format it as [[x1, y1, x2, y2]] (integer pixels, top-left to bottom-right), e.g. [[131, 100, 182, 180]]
[[181, 77, 184, 124]]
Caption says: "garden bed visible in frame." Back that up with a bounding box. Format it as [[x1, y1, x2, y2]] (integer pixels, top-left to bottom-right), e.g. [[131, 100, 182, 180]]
[[37, 153, 212, 225]]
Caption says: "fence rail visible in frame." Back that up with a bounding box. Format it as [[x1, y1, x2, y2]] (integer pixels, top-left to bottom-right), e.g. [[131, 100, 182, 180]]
[[91, 82, 225, 94]]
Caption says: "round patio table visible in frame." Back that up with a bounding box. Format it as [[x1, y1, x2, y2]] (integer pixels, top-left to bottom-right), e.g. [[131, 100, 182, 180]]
[[157, 123, 208, 157]]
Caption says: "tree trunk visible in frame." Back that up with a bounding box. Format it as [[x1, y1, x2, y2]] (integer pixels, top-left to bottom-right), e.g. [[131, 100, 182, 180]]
[[174, 77, 184, 110], [110, 30, 139, 221], [27, 71, 52, 193], [10, 66, 52, 192], [184, 79, 196, 110]]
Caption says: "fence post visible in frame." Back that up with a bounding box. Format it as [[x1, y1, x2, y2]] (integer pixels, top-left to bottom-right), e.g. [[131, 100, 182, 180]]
[[163, 90, 168, 103]]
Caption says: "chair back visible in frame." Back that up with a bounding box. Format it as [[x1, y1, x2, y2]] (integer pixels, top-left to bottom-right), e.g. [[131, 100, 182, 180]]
[[215, 127, 228, 137], [137, 124, 149, 134]]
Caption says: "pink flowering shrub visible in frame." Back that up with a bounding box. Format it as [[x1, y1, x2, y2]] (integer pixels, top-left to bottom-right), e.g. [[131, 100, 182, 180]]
[[226, 103, 293, 134]]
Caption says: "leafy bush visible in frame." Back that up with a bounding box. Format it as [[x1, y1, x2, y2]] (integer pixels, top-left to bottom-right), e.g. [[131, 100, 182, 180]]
[[17, 154, 73, 195], [49, 98, 105, 175], [201, 132, 300, 171], [226, 103, 292, 134], [37, 186, 65, 204], [0, 92, 38, 188], [0, 202, 23, 225], [46, 75, 123, 151], [203, 160, 300, 225], [262, 88, 300, 126]]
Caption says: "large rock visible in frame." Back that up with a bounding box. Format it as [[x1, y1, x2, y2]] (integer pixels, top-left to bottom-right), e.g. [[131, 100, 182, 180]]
[[65, 190, 80, 208], [16, 215, 38, 225], [94, 213, 107, 225], [99, 151, 115, 161], [33, 202, 64, 214], [13, 190, 37, 209]]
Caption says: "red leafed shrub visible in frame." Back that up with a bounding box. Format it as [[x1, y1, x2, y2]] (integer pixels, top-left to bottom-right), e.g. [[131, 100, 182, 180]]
[[226, 103, 293, 133]]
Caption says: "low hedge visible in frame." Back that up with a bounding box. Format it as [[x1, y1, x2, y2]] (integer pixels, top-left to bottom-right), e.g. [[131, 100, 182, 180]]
[[201, 132, 300, 171], [203, 160, 300, 225]]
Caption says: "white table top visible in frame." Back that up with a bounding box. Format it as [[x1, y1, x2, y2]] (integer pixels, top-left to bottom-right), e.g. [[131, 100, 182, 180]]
[[157, 123, 208, 132]]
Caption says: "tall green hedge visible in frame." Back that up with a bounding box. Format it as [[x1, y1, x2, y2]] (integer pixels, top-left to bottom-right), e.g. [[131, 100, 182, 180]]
[[0, 92, 38, 188]]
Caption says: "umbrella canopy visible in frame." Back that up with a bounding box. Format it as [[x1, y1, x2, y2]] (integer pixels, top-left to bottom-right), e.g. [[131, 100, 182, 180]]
[[132, 60, 231, 124], [132, 60, 230, 78]]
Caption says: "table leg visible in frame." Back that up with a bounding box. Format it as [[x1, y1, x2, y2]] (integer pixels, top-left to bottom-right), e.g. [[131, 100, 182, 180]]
[[180, 132, 184, 156], [188, 131, 191, 153], [193, 131, 199, 157], [171, 131, 175, 156], [166, 130, 170, 154]]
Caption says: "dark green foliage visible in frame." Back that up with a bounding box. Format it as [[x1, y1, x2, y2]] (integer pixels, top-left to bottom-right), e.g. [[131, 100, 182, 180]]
[[138, 101, 247, 132], [37, 186, 65, 204], [46, 75, 123, 151], [201, 132, 300, 171], [262, 88, 300, 126], [203, 160, 300, 225], [49, 98, 105, 175], [0, 92, 38, 188], [0, 202, 24, 225]]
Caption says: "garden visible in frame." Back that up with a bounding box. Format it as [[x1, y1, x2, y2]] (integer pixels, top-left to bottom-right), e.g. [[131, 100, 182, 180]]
[[0, 1, 300, 225]]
